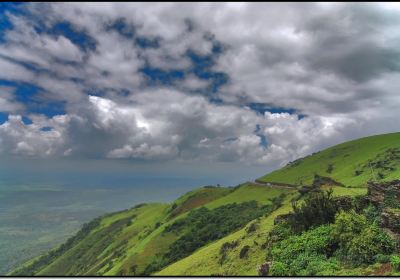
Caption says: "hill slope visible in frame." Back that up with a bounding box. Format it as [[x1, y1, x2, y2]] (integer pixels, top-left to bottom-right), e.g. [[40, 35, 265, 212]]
[[258, 132, 400, 187], [9, 132, 400, 276]]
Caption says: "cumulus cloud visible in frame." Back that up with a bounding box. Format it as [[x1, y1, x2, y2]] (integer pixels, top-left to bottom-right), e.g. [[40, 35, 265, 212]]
[[0, 3, 400, 169], [0, 86, 24, 113]]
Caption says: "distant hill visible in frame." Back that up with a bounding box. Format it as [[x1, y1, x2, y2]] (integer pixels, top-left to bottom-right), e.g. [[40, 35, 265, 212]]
[[258, 132, 400, 187], [9, 132, 400, 276]]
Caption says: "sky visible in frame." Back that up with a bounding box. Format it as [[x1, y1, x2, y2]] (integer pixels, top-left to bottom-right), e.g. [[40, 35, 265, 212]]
[[1, 2, 400, 177]]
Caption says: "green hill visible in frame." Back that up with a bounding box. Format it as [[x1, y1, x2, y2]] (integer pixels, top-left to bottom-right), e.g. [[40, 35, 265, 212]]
[[258, 132, 400, 187], [9, 132, 400, 276]]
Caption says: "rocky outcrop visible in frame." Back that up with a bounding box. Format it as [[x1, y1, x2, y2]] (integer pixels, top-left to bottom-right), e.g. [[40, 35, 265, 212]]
[[380, 208, 400, 234], [333, 196, 354, 211], [366, 180, 400, 237], [312, 174, 345, 187], [367, 180, 400, 204], [257, 262, 271, 276], [273, 213, 292, 225]]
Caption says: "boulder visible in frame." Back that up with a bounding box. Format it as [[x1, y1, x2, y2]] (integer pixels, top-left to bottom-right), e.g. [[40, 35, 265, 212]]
[[367, 180, 400, 204], [380, 207, 400, 234], [257, 262, 271, 276]]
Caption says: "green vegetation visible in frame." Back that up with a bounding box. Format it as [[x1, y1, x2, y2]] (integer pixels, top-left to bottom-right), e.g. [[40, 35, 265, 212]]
[[143, 201, 274, 275], [259, 132, 400, 187], [9, 132, 400, 276], [266, 190, 398, 276], [288, 189, 338, 233]]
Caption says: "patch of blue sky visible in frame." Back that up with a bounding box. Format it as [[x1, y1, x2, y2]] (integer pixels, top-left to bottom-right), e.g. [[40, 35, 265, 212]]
[[186, 49, 228, 94], [40, 126, 53, 132], [248, 103, 307, 120], [255, 124, 268, 148], [0, 112, 8, 124], [0, 79, 66, 118], [47, 21, 97, 52], [141, 66, 185, 86], [107, 17, 159, 48], [30, 101, 66, 117], [0, 3, 26, 43], [22, 116, 32, 125]]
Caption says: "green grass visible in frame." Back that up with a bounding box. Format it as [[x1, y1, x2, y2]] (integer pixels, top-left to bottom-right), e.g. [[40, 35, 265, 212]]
[[10, 132, 400, 276], [156, 193, 296, 276], [205, 184, 290, 209], [258, 132, 400, 187], [169, 187, 232, 217]]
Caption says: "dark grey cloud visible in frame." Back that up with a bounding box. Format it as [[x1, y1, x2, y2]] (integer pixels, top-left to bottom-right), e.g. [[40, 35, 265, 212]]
[[0, 3, 400, 169]]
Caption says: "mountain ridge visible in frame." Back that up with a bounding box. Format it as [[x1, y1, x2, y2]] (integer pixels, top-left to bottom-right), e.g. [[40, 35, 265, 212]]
[[9, 132, 400, 276]]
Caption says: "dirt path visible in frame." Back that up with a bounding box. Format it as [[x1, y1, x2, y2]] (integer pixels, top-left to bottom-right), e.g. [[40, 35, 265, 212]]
[[248, 181, 296, 189]]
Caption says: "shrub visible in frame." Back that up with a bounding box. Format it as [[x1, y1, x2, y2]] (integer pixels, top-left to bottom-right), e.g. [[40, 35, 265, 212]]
[[391, 255, 400, 272], [376, 254, 391, 264], [219, 240, 239, 264], [270, 261, 289, 276], [363, 204, 380, 224], [288, 189, 338, 233], [246, 222, 258, 234], [269, 225, 336, 276], [347, 225, 395, 265], [257, 262, 271, 276], [332, 210, 395, 265], [155, 201, 271, 273], [331, 210, 367, 249], [239, 245, 250, 259], [326, 164, 334, 174]]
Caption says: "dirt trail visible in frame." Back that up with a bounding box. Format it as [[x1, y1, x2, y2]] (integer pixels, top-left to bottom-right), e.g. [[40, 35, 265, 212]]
[[248, 181, 296, 189]]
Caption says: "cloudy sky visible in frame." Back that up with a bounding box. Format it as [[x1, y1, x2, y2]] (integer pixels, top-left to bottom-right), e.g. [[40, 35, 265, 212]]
[[1, 2, 400, 175]]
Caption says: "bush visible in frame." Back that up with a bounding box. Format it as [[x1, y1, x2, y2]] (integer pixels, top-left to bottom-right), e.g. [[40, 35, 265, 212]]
[[332, 210, 395, 265], [391, 255, 400, 272], [376, 254, 391, 264], [288, 189, 338, 233], [326, 164, 334, 174], [219, 240, 239, 264], [151, 201, 272, 274], [246, 222, 258, 234], [363, 204, 380, 224], [269, 225, 336, 276], [331, 210, 367, 249], [347, 225, 395, 265], [239, 245, 250, 259], [270, 261, 289, 276]]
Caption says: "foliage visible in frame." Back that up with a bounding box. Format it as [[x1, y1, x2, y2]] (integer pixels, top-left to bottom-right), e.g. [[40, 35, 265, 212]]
[[346, 225, 395, 265], [219, 240, 239, 264], [144, 201, 270, 275], [288, 189, 338, 233], [391, 255, 400, 272], [332, 210, 395, 265], [246, 222, 258, 234], [239, 245, 250, 259], [269, 225, 337, 276], [362, 204, 380, 224]]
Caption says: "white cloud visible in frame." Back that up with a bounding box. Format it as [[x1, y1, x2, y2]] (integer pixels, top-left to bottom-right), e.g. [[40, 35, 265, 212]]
[[0, 86, 24, 113], [1, 3, 400, 170]]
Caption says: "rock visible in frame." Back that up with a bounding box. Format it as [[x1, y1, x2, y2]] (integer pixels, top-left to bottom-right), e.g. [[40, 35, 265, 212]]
[[380, 207, 400, 234], [367, 180, 400, 204], [312, 174, 345, 187], [273, 213, 291, 225], [333, 196, 353, 211], [298, 185, 318, 195], [257, 262, 271, 276]]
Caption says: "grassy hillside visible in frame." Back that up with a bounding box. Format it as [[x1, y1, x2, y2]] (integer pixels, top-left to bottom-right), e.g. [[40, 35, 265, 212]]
[[9, 132, 400, 276], [10, 184, 288, 276], [259, 132, 400, 187]]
